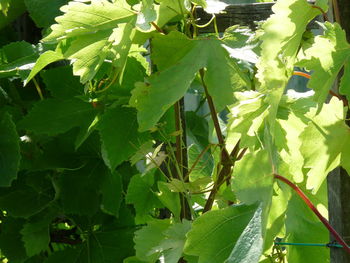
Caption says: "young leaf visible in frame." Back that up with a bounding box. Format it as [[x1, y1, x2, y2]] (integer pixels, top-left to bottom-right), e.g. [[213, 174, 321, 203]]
[[0, 112, 20, 187], [300, 97, 350, 193], [297, 22, 350, 104], [42, 0, 137, 82], [184, 204, 257, 263], [256, 0, 326, 129]]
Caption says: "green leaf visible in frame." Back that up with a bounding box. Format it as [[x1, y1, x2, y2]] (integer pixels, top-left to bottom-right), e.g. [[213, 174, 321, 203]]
[[297, 22, 350, 105], [136, 0, 157, 31], [152, 220, 192, 263], [0, 112, 20, 187], [130, 31, 247, 131], [0, 0, 11, 15], [42, 0, 137, 83], [58, 162, 105, 215], [232, 150, 274, 205], [184, 204, 257, 263], [227, 91, 268, 148], [226, 205, 263, 263], [126, 173, 162, 223], [41, 66, 83, 99], [98, 106, 149, 170], [285, 182, 329, 262], [256, 0, 325, 129], [24, 50, 64, 86], [0, 172, 55, 218], [134, 219, 171, 262], [0, 217, 27, 262], [100, 171, 123, 217], [18, 98, 97, 136], [20, 210, 55, 257], [187, 144, 213, 182], [156, 181, 181, 220], [300, 97, 350, 193], [0, 41, 39, 80], [24, 0, 69, 28]]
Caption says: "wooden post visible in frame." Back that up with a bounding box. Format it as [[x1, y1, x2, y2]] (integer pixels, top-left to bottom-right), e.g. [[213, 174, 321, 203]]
[[327, 1, 350, 262]]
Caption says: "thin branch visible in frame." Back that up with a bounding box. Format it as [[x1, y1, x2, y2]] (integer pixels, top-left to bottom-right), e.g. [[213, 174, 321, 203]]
[[274, 174, 350, 254]]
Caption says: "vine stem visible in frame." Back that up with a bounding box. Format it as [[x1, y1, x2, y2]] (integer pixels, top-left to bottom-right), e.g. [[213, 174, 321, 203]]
[[274, 174, 350, 254]]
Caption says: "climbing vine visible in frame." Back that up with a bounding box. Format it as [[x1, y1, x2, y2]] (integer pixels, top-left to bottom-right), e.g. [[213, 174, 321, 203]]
[[0, 0, 350, 262]]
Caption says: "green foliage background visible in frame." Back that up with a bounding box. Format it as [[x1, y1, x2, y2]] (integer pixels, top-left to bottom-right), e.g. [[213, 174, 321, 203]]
[[0, 0, 349, 262]]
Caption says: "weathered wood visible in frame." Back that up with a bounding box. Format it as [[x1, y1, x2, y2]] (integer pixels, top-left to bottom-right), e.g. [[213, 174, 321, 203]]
[[196, 1, 320, 33], [327, 1, 350, 262]]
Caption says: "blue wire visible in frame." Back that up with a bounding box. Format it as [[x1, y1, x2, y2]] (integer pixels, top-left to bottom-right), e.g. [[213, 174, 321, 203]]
[[275, 242, 343, 248]]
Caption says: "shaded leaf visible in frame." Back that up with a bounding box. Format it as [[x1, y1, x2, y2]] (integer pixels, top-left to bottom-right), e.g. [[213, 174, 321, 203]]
[[0, 112, 20, 187]]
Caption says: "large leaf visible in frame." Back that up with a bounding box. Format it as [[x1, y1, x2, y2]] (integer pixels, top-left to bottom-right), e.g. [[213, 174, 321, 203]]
[[42, 0, 137, 83], [0, 172, 55, 218], [0, 112, 20, 187], [297, 22, 350, 104], [57, 162, 106, 215], [300, 97, 350, 193], [226, 205, 263, 263], [0, 217, 27, 262], [24, 0, 69, 28], [130, 31, 248, 131], [183, 204, 257, 263], [285, 182, 329, 262], [256, 0, 326, 128], [18, 98, 97, 136], [98, 106, 149, 170], [232, 150, 274, 205]]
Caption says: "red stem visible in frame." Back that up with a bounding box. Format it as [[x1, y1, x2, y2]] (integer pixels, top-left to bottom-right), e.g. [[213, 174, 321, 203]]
[[274, 174, 350, 254]]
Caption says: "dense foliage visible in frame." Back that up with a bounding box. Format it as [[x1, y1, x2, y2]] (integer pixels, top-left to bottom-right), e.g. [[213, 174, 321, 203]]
[[0, 0, 349, 262]]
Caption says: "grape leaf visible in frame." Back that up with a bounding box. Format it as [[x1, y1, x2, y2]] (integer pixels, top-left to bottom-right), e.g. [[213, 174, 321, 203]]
[[98, 106, 149, 170], [134, 219, 171, 262], [0, 112, 20, 187], [126, 173, 162, 223], [20, 210, 55, 257], [130, 31, 248, 131], [156, 181, 181, 220], [226, 205, 263, 263], [24, 50, 64, 86], [297, 22, 350, 105], [0, 0, 11, 15], [256, 0, 326, 129], [285, 182, 329, 263], [18, 98, 97, 136], [42, 0, 137, 83], [45, 223, 135, 263], [41, 66, 83, 99], [232, 150, 273, 205], [0, 217, 27, 262], [183, 204, 257, 263], [0, 41, 39, 80], [57, 162, 105, 215], [0, 172, 55, 218], [100, 171, 123, 217], [300, 97, 350, 193], [152, 220, 192, 263], [226, 91, 268, 148], [24, 0, 69, 28]]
